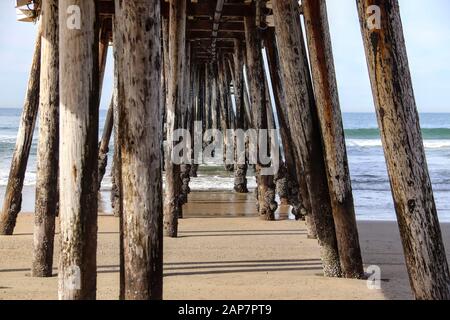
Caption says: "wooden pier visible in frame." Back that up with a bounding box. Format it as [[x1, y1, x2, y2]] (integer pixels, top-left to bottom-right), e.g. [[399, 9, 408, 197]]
[[1, 0, 449, 300]]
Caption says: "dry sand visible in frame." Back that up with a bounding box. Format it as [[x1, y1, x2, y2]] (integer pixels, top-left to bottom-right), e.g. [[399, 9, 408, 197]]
[[1, 191, 450, 300]]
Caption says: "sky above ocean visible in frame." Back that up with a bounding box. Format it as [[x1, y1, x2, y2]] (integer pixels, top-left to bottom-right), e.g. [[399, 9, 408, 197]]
[[0, 0, 450, 113]]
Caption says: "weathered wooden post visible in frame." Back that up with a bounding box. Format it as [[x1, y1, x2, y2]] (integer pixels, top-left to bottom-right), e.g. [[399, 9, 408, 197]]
[[233, 40, 249, 194], [357, 0, 450, 299], [244, 16, 277, 221], [97, 97, 114, 189], [164, 0, 186, 238], [210, 64, 219, 132], [110, 61, 121, 219], [224, 59, 236, 134], [58, 0, 99, 299], [189, 63, 200, 178], [160, 20, 167, 174], [179, 42, 192, 207], [303, 0, 364, 279], [0, 28, 41, 235], [204, 64, 212, 133], [217, 59, 232, 171], [98, 19, 110, 94], [97, 23, 113, 190], [224, 58, 236, 173], [272, 0, 341, 276], [115, 0, 163, 299], [31, 0, 59, 278], [263, 29, 310, 223], [111, 16, 125, 298]]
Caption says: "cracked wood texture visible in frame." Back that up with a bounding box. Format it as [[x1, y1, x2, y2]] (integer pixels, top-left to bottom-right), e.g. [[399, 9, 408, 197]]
[[303, 0, 364, 279], [32, 0, 59, 278], [272, 0, 341, 277], [58, 0, 99, 300], [164, 0, 186, 238], [115, 0, 163, 299], [357, 0, 450, 299], [0, 28, 41, 235]]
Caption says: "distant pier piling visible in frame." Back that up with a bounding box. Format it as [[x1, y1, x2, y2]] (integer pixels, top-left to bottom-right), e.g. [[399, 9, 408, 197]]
[[0, 28, 41, 236]]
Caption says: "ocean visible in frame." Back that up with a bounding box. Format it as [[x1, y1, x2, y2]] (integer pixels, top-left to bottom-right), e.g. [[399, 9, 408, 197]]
[[0, 108, 449, 221]]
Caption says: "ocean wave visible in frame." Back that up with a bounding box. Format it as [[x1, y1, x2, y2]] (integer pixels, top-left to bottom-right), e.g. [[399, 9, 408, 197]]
[[346, 139, 450, 149], [0, 136, 18, 144], [345, 128, 450, 140]]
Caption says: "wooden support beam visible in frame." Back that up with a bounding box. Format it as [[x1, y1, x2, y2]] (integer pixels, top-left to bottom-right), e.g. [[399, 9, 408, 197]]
[[115, 0, 163, 300], [210, 64, 219, 131], [97, 23, 113, 190], [179, 42, 192, 208], [97, 98, 114, 190], [189, 64, 200, 178], [224, 57, 236, 133], [99, 1, 256, 17], [0, 28, 41, 235], [217, 59, 232, 171], [263, 29, 310, 224], [191, 39, 237, 47], [188, 3, 255, 18], [58, 0, 99, 299], [198, 64, 206, 133], [264, 28, 309, 219], [272, 0, 341, 277], [244, 15, 277, 221], [98, 18, 111, 94], [160, 18, 168, 173], [204, 64, 212, 131], [232, 40, 248, 193], [188, 20, 244, 32], [111, 16, 125, 299], [189, 30, 245, 40], [193, 48, 235, 54], [303, 0, 364, 279], [31, 0, 59, 278], [211, 0, 225, 58], [357, 0, 450, 299], [164, 0, 186, 238]]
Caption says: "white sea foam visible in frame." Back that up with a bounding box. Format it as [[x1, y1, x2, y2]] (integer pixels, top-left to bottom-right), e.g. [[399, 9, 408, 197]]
[[0, 135, 17, 143]]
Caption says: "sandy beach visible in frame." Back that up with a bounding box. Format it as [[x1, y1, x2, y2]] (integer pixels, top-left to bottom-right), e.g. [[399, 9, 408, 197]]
[[1, 191, 449, 300]]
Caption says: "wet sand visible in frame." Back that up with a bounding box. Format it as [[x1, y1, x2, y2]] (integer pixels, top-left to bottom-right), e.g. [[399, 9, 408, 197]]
[[1, 191, 450, 300]]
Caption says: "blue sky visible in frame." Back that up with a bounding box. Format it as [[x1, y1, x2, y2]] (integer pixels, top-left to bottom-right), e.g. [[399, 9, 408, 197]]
[[0, 0, 449, 112]]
